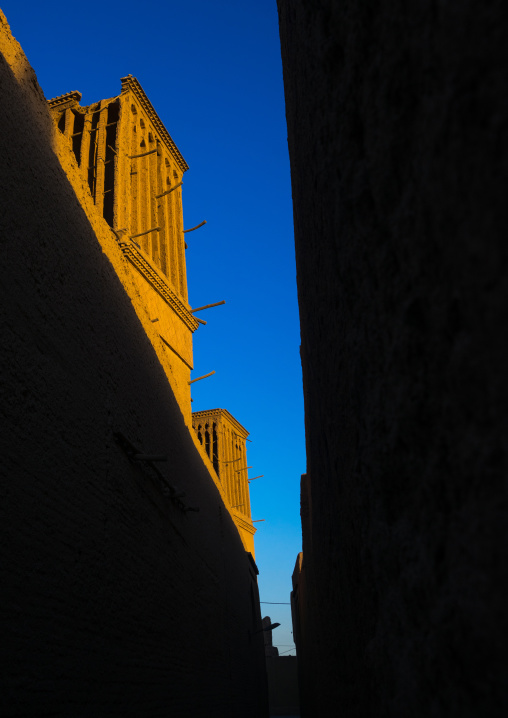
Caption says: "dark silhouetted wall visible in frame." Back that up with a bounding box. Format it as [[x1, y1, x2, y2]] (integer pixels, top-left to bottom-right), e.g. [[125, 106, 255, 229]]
[[265, 656, 299, 716], [278, 1, 508, 716], [0, 13, 267, 717]]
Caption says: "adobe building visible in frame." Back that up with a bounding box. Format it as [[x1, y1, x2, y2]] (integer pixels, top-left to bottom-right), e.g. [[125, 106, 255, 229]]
[[48, 77, 197, 419], [278, 1, 508, 716], [265, 657, 299, 717], [262, 616, 279, 659], [47, 76, 257, 559], [192, 408, 257, 555], [262, 616, 300, 716], [290, 551, 307, 711], [0, 11, 267, 716]]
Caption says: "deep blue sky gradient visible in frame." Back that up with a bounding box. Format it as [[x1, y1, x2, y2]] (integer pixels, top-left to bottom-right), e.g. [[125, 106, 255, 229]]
[[2, 0, 304, 655]]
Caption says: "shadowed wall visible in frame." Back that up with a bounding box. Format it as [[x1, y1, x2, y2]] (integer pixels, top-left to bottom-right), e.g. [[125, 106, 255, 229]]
[[278, 1, 508, 715], [0, 13, 267, 717]]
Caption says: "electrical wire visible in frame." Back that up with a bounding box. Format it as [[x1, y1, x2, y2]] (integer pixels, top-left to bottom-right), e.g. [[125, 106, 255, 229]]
[[260, 601, 290, 605]]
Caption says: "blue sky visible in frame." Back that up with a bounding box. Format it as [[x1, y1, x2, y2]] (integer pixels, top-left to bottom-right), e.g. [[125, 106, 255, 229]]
[[2, 0, 304, 655]]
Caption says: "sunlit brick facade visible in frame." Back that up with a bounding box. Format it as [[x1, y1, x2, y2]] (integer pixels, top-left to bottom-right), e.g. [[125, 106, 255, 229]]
[[192, 409, 256, 556], [48, 78, 197, 418], [48, 78, 256, 559]]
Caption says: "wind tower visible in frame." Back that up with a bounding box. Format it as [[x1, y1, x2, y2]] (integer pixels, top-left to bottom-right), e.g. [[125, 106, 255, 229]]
[[192, 409, 257, 556], [48, 79, 258, 557], [48, 77, 198, 419]]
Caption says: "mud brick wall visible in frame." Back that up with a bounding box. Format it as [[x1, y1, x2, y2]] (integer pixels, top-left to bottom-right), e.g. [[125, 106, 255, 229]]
[[277, 1, 508, 716], [0, 13, 267, 717]]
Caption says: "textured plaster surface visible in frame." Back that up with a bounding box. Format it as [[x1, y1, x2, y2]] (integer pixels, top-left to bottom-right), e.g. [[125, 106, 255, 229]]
[[48, 89, 195, 425], [192, 408, 256, 555], [278, 1, 508, 716], [0, 13, 267, 716]]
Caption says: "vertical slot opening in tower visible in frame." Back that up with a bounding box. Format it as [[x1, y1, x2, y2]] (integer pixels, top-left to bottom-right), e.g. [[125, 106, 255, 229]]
[[71, 110, 85, 166], [87, 108, 100, 199], [103, 100, 119, 227]]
